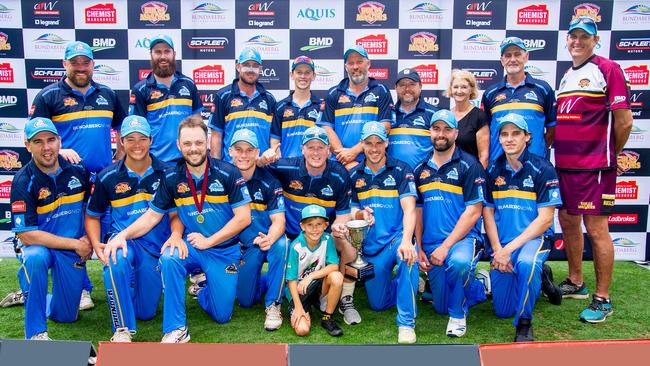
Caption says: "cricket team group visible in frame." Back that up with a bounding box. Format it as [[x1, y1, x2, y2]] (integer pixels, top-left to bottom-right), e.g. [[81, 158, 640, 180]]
[[3, 16, 634, 344]]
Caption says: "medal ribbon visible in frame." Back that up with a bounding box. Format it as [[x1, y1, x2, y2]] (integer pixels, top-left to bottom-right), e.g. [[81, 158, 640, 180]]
[[186, 159, 209, 216]]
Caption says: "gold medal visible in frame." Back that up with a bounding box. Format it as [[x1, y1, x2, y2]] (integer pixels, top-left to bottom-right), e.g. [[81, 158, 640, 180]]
[[196, 214, 205, 224]]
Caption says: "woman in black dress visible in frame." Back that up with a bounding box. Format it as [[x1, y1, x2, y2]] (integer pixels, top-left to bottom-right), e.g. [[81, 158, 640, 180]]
[[446, 69, 489, 168]]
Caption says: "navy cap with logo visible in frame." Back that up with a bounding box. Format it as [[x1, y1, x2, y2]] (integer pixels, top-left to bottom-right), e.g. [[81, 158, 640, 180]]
[[395, 68, 421, 84]]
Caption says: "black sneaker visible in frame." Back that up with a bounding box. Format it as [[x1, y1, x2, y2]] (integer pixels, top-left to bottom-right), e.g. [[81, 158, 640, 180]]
[[559, 278, 589, 299], [321, 314, 343, 337], [514, 318, 534, 342], [541, 264, 562, 305]]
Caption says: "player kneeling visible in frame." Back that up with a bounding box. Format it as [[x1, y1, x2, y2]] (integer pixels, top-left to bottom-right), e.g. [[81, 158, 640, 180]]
[[287, 205, 344, 337]]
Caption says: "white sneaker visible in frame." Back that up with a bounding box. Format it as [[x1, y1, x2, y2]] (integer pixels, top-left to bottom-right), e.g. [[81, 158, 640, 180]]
[[418, 277, 426, 294], [188, 273, 207, 297], [446, 317, 467, 337], [264, 303, 283, 331], [338, 295, 361, 325], [476, 269, 491, 296], [190, 273, 206, 285], [79, 289, 94, 310], [30, 331, 51, 340], [161, 326, 190, 343], [0, 289, 24, 308], [110, 327, 132, 342], [398, 326, 416, 344]]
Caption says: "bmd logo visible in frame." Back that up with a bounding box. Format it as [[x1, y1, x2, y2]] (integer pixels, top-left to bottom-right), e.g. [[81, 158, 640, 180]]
[[0, 95, 17, 108], [91, 38, 116, 52], [522, 38, 546, 52], [300, 37, 333, 51]]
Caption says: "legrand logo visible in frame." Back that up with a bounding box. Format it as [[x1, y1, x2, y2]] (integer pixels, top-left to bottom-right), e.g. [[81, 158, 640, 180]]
[[300, 37, 333, 51]]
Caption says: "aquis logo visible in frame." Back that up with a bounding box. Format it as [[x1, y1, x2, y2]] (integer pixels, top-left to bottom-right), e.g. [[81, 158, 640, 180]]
[[356, 1, 387, 25], [572, 3, 601, 23], [139, 1, 170, 24]]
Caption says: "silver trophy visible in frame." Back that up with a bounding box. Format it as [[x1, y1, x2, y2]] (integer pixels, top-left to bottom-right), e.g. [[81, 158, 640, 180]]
[[345, 220, 375, 282]]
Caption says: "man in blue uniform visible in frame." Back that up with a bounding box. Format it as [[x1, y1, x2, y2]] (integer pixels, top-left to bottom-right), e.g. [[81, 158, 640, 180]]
[[129, 35, 203, 163], [85, 116, 173, 342], [258, 126, 361, 325], [270, 56, 322, 158], [483, 113, 563, 342], [347, 122, 419, 343], [228, 129, 288, 331], [481, 37, 556, 162], [10, 117, 93, 340], [414, 109, 487, 338], [388, 68, 437, 169], [319, 46, 393, 169], [107, 115, 251, 343], [209, 48, 276, 162]]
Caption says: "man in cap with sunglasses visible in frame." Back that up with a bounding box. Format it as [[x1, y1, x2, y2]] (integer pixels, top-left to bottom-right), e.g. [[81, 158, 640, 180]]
[[130, 34, 203, 164], [554, 16, 633, 323], [270, 56, 322, 159], [210, 48, 276, 162], [481, 36, 556, 163]]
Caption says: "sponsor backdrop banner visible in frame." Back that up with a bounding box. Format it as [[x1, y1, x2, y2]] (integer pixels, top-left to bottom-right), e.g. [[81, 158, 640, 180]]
[[0, 0, 648, 259]]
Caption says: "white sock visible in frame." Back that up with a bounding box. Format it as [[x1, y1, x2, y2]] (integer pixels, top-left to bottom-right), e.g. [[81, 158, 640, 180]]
[[341, 281, 355, 299]]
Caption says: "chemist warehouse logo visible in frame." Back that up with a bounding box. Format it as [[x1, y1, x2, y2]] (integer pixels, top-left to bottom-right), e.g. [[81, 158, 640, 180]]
[[84, 3, 117, 24], [517, 4, 549, 25], [355, 34, 388, 55]]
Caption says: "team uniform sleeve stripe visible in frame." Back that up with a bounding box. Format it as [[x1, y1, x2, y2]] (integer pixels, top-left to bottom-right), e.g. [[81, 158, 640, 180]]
[[224, 110, 273, 122], [283, 192, 336, 207], [356, 188, 399, 200], [174, 194, 229, 206], [389, 128, 430, 136], [36, 192, 85, 214], [146, 98, 193, 111], [282, 119, 316, 129], [251, 203, 268, 211], [490, 103, 543, 114], [111, 193, 154, 208], [334, 106, 379, 117], [417, 182, 463, 195], [51, 110, 114, 122], [492, 190, 537, 200]]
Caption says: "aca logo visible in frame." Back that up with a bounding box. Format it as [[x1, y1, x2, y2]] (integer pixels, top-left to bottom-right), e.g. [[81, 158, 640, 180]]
[[356, 1, 387, 24], [140, 1, 170, 24], [85, 3, 117, 24], [408, 32, 439, 54], [412, 64, 439, 85], [0, 32, 11, 51], [517, 4, 549, 25], [297, 7, 336, 21], [572, 3, 601, 23], [193, 65, 225, 86], [355, 34, 388, 55], [624, 65, 649, 86], [0, 63, 15, 83]]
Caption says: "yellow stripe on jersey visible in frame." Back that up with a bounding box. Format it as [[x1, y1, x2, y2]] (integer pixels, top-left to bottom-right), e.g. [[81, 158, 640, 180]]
[[225, 110, 272, 122], [174, 194, 228, 207], [36, 192, 85, 214], [335, 106, 378, 117], [146, 98, 193, 111], [491, 102, 543, 114], [251, 203, 268, 211], [389, 128, 430, 137], [282, 119, 316, 129], [111, 192, 153, 208], [417, 181, 462, 195], [492, 190, 537, 200], [556, 91, 606, 98], [51, 110, 113, 122], [283, 192, 336, 207], [357, 188, 399, 200]]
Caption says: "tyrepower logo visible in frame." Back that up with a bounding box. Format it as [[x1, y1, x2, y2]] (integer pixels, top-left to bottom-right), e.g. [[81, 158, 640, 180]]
[[140, 1, 170, 24], [517, 4, 549, 25], [368, 68, 388, 80], [615, 180, 639, 200], [355, 34, 388, 55], [412, 64, 439, 85], [356, 1, 387, 25], [408, 32, 439, 54], [624, 65, 650, 86], [608, 214, 639, 225], [85, 3, 117, 24], [193, 65, 225, 85], [572, 3, 601, 23], [0, 63, 14, 83]]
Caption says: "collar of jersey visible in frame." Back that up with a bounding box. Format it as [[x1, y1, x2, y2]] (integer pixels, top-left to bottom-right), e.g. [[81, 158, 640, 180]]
[[145, 71, 181, 89], [426, 147, 461, 171], [498, 72, 534, 90], [60, 77, 97, 98]]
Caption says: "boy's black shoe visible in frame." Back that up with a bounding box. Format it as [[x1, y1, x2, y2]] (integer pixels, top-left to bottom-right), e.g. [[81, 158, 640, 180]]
[[514, 318, 534, 342], [321, 313, 343, 337]]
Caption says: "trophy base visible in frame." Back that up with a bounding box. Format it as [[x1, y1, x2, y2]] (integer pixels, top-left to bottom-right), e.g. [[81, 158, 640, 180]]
[[345, 262, 375, 282]]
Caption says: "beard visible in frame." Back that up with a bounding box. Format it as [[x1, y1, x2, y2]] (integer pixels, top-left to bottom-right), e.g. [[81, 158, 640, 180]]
[[349, 71, 368, 85], [67, 71, 91, 88], [433, 138, 454, 152], [184, 150, 207, 167], [152, 58, 176, 78]]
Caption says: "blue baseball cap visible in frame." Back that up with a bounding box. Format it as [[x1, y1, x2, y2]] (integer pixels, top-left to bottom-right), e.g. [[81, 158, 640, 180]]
[[238, 47, 262, 65], [500, 37, 527, 55], [497, 113, 529, 132], [395, 68, 421, 84], [568, 16, 598, 36], [149, 34, 174, 50], [120, 115, 151, 138], [361, 122, 387, 141], [302, 126, 329, 146], [301, 204, 328, 221], [64, 41, 93, 60], [25, 117, 58, 140], [431, 109, 458, 129], [230, 128, 259, 149], [344, 45, 369, 62], [292, 55, 315, 71]]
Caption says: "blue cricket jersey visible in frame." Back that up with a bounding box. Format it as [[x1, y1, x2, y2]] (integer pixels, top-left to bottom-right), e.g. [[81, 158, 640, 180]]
[[239, 167, 285, 247], [271, 93, 322, 158], [388, 98, 437, 169]]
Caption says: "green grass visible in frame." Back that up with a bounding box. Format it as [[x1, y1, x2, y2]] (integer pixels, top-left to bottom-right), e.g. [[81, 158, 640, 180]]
[[1, 259, 649, 346]]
